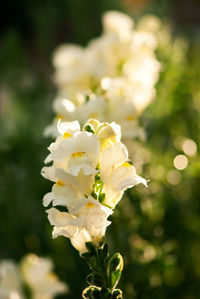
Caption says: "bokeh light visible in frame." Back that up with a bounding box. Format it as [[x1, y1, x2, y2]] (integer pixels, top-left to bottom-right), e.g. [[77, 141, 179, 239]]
[[173, 154, 188, 170]]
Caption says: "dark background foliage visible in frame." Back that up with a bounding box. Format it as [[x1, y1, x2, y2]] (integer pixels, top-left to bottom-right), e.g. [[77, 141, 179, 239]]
[[0, 0, 200, 298]]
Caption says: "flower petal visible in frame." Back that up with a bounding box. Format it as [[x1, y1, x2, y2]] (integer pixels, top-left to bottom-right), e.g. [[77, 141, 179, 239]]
[[100, 142, 128, 173], [47, 208, 75, 227]]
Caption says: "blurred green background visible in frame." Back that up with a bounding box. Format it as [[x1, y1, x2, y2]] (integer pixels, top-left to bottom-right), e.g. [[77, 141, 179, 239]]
[[0, 0, 200, 298]]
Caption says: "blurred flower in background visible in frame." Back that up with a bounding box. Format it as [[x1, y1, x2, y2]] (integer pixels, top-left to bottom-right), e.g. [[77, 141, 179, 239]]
[[45, 11, 160, 141], [0, 254, 67, 299]]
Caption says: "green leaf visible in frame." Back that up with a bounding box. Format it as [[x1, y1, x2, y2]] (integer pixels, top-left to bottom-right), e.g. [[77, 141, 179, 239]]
[[108, 253, 123, 274], [108, 253, 123, 289], [110, 270, 121, 290]]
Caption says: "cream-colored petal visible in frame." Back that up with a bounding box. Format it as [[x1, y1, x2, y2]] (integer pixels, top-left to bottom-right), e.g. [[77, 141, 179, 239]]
[[20, 254, 68, 298], [0, 260, 24, 297], [57, 119, 80, 136], [96, 121, 121, 150], [51, 138, 75, 161], [53, 97, 75, 116], [70, 229, 91, 254], [52, 226, 78, 239], [52, 183, 78, 209], [67, 154, 96, 176], [71, 198, 112, 232], [74, 132, 100, 166], [102, 11, 133, 40], [100, 142, 128, 173], [47, 208, 75, 227], [53, 44, 84, 67], [43, 192, 55, 207], [41, 166, 57, 182], [111, 164, 147, 190], [102, 185, 123, 209]]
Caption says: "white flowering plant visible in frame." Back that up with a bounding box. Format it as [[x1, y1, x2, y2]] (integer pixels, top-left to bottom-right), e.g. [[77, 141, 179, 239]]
[[44, 11, 160, 142], [0, 254, 67, 299], [42, 118, 147, 297]]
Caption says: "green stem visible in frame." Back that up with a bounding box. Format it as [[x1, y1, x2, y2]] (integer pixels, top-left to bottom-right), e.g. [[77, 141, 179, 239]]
[[82, 242, 123, 299]]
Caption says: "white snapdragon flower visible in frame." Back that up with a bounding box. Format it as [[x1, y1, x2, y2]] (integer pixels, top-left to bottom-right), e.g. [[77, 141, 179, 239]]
[[42, 119, 147, 256], [47, 197, 112, 254], [137, 15, 162, 35], [47, 197, 112, 252], [44, 95, 107, 138], [99, 141, 147, 208], [42, 166, 95, 210], [0, 260, 24, 299], [102, 10, 134, 41], [20, 254, 67, 299], [42, 119, 147, 253], [101, 77, 145, 138], [47, 11, 160, 142], [0, 256, 67, 299], [53, 44, 91, 98], [45, 120, 100, 176]]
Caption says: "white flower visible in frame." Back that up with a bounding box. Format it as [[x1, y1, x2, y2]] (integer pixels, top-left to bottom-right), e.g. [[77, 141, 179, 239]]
[[45, 121, 100, 176], [42, 166, 95, 210], [46, 11, 161, 143], [20, 254, 67, 299], [102, 11, 134, 40], [42, 119, 147, 253], [137, 15, 162, 34], [47, 197, 112, 254], [53, 44, 91, 97], [100, 142, 147, 208], [43, 119, 147, 210], [0, 260, 24, 299], [95, 120, 121, 150], [70, 197, 112, 234]]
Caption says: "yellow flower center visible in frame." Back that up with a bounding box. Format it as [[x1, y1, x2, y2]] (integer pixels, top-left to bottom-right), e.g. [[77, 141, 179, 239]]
[[56, 180, 65, 186], [63, 132, 72, 139], [126, 115, 134, 121], [56, 114, 63, 120], [122, 162, 131, 168], [86, 202, 95, 208], [71, 152, 84, 158]]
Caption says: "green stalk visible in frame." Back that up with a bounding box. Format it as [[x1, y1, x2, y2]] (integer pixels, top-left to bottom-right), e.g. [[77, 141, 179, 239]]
[[82, 242, 123, 299]]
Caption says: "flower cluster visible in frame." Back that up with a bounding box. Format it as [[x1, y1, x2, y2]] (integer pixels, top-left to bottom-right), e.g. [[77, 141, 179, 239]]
[[42, 119, 147, 254], [45, 11, 160, 139], [0, 254, 67, 299]]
